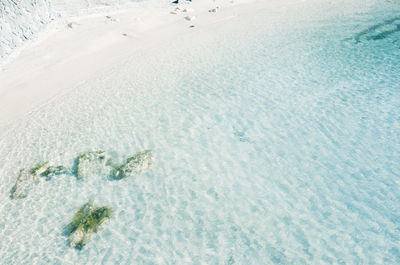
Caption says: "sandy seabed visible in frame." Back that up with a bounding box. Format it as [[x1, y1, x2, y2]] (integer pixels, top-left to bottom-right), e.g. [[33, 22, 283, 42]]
[[0, 0, 399, 264]]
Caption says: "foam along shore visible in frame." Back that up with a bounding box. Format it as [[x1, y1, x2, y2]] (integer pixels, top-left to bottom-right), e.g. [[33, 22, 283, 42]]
[[0, 0, 256, 127]]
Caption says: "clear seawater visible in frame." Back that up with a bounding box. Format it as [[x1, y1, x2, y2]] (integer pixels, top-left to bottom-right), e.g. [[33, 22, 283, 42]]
[[0, 0, 399, 264]]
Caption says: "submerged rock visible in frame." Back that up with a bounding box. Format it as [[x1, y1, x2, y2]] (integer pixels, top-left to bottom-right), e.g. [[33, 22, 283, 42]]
[[10, 162, 70, 199], [40, 165, 70, 180], [68, 200, 112, 249], [75, 151, 110, 180], [112, 150, 153, 180], [10, 168, 39, 199]]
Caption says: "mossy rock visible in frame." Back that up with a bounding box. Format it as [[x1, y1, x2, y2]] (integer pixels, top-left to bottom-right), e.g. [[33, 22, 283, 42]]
[[77, 151, 106, 160], [68, 200, 112, 249], [10, 162, 71, 199], [40, 165, 70, 180], [111, 150, 153, 180], [74, 151, 110, 180], [30, 161, 49, 175]]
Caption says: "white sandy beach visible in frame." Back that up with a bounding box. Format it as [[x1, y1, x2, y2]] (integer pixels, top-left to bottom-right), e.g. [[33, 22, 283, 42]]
[[1, 0, 399, 263], [0, 0, 264, 127]]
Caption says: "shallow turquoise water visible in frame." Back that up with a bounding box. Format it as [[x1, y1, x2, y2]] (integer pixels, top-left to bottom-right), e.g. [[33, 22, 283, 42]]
[[0, 0, 399, 264]]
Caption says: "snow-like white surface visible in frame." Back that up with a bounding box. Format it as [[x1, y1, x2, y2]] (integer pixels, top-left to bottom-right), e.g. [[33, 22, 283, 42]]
[[0, 0, 57, 62], [0, 0, 171, 64], [0, 0, 253, 66]]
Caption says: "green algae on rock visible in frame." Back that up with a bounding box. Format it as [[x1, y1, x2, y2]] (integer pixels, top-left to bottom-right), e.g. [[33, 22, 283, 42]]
[[111, 150, 154, 180], [31, 161, 49, 174], [74, 150, 110, 180], [40, 165, 70, 180], [10, 162, 70, 199], [68, 200, 112, 250]]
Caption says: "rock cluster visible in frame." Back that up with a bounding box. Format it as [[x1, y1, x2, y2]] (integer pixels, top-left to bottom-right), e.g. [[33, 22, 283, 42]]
[[10, 149, 153, 249], [10, 150, 154, 199]]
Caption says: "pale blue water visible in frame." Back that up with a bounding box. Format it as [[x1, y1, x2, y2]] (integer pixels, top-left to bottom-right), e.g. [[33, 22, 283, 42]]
[[0, 0, 399, 264]]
